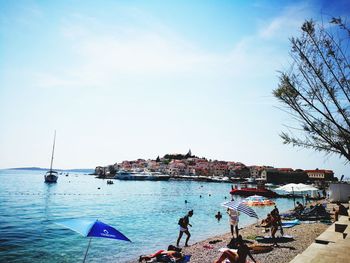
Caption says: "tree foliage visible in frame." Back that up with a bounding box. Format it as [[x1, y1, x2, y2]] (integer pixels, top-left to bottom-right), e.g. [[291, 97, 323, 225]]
[[273, 18, 350, 162]]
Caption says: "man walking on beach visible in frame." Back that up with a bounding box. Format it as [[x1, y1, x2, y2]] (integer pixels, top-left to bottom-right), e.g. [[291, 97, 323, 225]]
[[177, 210, 193, 247]]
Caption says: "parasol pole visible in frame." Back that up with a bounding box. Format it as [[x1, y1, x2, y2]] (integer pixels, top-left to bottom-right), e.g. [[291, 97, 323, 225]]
[[83, 238, 92, 263]]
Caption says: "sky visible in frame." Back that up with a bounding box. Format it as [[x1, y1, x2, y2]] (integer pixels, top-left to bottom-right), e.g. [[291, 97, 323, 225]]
[[0, 0, 349, 177]]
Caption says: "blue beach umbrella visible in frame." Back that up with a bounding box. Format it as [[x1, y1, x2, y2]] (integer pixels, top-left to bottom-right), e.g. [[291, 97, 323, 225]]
[[222, 201, 259, 219], [56, 219, 131, 262]]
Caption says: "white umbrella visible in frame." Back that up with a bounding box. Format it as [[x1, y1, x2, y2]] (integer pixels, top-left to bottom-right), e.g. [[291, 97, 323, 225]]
[[275, 183, 318, 192], [275, 183, 318, 207], [295, 183, 318, 191]]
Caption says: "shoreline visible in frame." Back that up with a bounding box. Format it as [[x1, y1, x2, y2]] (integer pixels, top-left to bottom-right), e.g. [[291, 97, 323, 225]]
[[127, 202, 330, 263], [127, 221, 328, 263]]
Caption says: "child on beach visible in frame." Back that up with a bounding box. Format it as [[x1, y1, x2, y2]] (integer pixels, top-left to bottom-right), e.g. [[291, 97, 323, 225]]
[[176, 210, 193, 247]]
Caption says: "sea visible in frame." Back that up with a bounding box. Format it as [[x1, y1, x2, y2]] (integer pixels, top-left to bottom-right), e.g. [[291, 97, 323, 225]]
[[0, 169, 300, 263]]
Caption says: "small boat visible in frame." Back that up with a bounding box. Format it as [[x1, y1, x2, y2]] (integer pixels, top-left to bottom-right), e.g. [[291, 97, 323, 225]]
[[242, 195, 275, 206], [230, 187, 279, 198], [44, 131, 58, 183], [107, 180, 114, 184]]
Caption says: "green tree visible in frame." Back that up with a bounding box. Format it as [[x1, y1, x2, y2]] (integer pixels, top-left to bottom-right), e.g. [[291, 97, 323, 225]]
[[273, 18, 350, 162], [107, 165, 116, 175]]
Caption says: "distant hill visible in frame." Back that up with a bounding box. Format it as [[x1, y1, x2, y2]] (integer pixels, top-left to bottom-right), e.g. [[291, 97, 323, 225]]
[[65, 169, 94, 173], [8, 167, 94, 173], [9, 167, 47, 171]]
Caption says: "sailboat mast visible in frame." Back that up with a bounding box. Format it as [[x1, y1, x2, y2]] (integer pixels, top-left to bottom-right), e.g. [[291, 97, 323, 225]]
[[49, 131, 56, 171]]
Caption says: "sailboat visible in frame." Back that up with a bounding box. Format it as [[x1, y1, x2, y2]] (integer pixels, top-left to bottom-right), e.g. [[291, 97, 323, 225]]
[[44, 131, 58, 183]]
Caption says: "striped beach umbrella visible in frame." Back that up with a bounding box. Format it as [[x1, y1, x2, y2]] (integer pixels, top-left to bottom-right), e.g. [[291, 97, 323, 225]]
[[222, 201, 259, 219], [242, 195, 275, 206]]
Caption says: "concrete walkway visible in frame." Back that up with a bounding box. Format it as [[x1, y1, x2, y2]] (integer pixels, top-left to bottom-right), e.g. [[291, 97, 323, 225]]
[[290, 202, 350, 263]]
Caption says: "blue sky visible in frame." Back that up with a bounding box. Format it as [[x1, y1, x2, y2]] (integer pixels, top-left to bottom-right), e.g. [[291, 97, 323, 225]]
[[0, 0, 349, 177]]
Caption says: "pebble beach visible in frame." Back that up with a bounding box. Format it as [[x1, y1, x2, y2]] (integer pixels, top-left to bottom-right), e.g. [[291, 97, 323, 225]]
[[130, 202, 331, 263], [129, 221, 328, 263], [180, 221, 328, 263]]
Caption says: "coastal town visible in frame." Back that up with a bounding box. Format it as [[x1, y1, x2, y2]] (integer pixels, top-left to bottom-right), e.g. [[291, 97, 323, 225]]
[[95, 150, 336, 184], [2, 0, 350, 262]]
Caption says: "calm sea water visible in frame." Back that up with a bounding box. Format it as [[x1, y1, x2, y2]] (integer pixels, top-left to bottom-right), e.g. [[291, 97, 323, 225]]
[[0, 169, 299, 263]]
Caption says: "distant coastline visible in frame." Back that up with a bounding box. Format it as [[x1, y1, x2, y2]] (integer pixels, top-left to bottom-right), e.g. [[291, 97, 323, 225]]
[[9, 167, 47, 171], [6, 167, 94, 173]]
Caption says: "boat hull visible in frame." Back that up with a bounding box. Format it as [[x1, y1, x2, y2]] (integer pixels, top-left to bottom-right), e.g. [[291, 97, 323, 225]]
[[44, 172, 58, 183], [230, 188, 279, 198]]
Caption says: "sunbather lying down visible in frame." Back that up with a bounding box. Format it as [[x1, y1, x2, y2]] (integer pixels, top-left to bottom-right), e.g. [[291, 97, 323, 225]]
[[139, 249, 185, 263], [215, 235, 258, 263]]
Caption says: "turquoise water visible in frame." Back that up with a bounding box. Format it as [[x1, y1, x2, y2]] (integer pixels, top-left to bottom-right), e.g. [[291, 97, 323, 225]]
[[0, 170, 299, 262]]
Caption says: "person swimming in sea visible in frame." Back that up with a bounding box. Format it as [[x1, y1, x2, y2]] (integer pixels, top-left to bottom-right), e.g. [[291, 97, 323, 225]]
[[215, 211, 222, 221]]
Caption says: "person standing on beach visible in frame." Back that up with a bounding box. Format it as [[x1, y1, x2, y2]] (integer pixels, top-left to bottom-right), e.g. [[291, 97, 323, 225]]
[[270, 210, 280, 247], [272, 205, 283, 235], [176, 210, 193, 247], [227, 208, 239, 237]]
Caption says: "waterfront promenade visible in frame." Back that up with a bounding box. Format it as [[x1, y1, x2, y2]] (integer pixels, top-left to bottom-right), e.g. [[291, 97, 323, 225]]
[[289, 202, 350, 263]]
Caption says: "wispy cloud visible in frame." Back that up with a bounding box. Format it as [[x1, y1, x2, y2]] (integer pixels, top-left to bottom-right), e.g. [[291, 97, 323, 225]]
[[31, 3, 315, 90], [258, 2, 313, 39], [33, 15, 222, 89]]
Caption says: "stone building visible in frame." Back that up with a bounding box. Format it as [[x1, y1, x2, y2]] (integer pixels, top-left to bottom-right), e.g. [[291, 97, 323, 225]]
[[260, 168, 308, 184]]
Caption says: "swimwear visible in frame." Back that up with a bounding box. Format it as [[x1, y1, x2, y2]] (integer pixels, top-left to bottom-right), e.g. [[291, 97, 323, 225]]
[[179, 226, 188, 232], [229, 210, 240, 225]]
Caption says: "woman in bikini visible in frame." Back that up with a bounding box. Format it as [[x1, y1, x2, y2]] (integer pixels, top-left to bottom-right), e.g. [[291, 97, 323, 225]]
[[139, 250, 184, 262], [214, 235, 257, 263]]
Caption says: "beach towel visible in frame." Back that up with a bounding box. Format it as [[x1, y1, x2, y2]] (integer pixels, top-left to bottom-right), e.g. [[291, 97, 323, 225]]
[[255, 235, 294, 243], [203, 244, 214, 249], [155, 253, 191, 263], [224, 259, 254, 263], [281, 219, 300, 228]]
